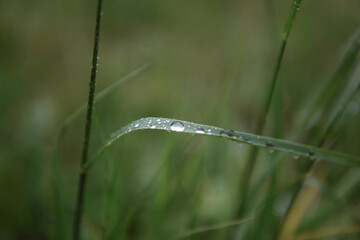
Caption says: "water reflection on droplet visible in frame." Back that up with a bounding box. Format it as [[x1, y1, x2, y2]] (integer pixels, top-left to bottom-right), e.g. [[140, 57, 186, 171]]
[[220, 129, 236, 137], [195, 128, 205, 134], [170, 121, 185, 132]]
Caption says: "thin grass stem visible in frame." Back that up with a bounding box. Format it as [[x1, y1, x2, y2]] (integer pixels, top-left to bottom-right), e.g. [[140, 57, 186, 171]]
[[237, 0, 303, 217], [72, 0, 103, 239]]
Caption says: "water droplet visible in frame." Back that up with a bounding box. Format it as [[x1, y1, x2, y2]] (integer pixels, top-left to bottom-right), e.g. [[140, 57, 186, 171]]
[[150, 125, 156, 129], [170, 121, 185, 132], [220, 129, 236, 137], [296, 7, 300, 11], [134, 122, 140, 127], [243, 137, 251, 143], [195, 127, 205, 134], [307, 151, 316, 160], [266, 142, 275, 153]]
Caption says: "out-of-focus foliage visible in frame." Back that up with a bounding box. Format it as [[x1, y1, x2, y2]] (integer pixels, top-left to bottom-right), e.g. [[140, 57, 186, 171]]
[[1, 0, 360, 239]]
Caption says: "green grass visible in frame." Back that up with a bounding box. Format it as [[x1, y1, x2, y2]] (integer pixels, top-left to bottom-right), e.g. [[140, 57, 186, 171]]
[[1, 0, 360, 240], [86, 117, 360, 170]]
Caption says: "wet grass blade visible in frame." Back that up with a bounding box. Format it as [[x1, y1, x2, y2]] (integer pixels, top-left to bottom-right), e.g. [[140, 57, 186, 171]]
[[84, 117, 360, 170]]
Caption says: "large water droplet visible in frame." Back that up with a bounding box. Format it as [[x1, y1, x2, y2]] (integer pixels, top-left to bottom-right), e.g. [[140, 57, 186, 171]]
[[134, 122, 140, 127], [170, 121, 185, 132], [150, 125, 156, 129], [195, 127, 205, 134], [220, 129, 236, 137]]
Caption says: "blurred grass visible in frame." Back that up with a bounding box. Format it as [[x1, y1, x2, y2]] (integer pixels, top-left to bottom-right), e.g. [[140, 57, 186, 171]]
[[1, 0, 360, 239]]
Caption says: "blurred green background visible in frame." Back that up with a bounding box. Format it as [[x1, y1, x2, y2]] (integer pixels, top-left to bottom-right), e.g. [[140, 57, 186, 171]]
[[1, 0, 360, 239]]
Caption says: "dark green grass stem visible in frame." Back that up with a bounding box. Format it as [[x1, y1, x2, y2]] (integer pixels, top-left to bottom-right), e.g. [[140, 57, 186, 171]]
[[73, 0, 103, 239], [237, 0, 302, 217]]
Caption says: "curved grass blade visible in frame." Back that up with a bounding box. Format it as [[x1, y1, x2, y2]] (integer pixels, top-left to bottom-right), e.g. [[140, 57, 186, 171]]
[[85, 117, 360, 170]]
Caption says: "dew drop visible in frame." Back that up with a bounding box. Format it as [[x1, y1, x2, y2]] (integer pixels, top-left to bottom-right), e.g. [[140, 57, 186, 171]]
[[170, 121, 185, 132], [266, 142, 275, 153], [150, 125, 156, 129], [243, 137, 251, 143], [307, 151, 316, 160], [134, 122, 140, 127], [220, 129, 236, 137], [195, 127, 205, 134]]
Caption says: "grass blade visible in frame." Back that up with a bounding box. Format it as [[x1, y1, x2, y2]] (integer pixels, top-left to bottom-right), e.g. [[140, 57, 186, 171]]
[[85, 117, 360, 171], [278, 32, 360, 238], [295, 225, 360, 240], [237, 0, 303, 220], [298, 30, 360, 135], [50, 64, 149, 240], [73, 0, 103, 238], [61, 63, 150, 135], [171, 216, 257, 240]]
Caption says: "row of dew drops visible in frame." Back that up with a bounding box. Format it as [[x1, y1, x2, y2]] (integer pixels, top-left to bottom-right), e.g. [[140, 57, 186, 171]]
[[117, 118, 317, 161]]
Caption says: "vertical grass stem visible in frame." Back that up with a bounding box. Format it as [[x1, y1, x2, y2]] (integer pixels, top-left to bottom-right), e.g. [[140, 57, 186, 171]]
[[237, 0, 302, 217], [73, 0, 104, 239]]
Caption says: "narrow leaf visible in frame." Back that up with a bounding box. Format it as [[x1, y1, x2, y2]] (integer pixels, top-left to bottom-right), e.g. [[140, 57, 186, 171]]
[[85, 117, 360, 170]]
